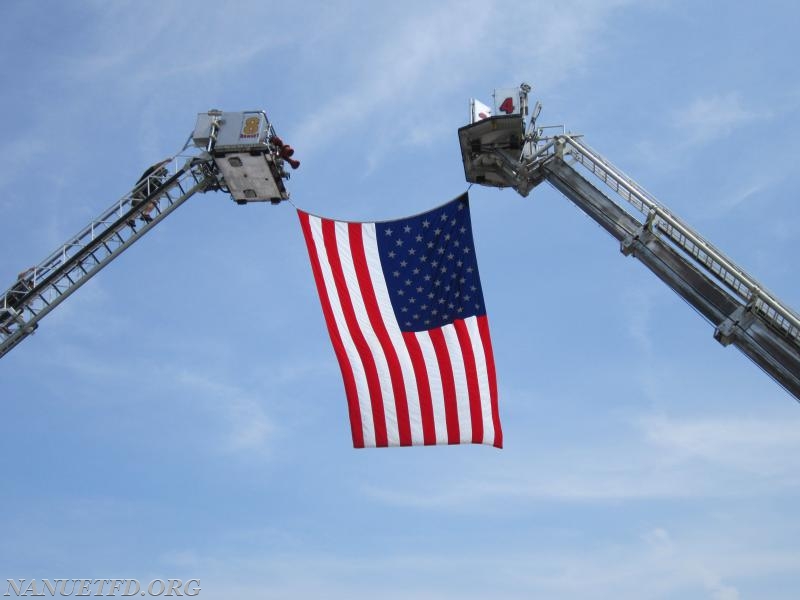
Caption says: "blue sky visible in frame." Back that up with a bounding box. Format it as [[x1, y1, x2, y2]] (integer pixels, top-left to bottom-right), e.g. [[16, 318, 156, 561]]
[[2, 1, 800, 598]]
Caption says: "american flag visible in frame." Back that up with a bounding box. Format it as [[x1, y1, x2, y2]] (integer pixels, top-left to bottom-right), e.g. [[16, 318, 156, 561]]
[[298, 193, 502, 448]]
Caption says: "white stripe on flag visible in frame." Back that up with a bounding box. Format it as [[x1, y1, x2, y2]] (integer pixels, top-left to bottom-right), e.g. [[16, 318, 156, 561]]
[[416, 330, 448, 444], [442, 323, 473, 444], [308, 216, 376, 447], [466, 315, 494, 445], [334, 221, 400, 446], [361, 223, 425, 445]]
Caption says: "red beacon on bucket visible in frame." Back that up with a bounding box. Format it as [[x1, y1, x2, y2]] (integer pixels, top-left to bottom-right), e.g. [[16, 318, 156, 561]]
[[270, 135, 300, 170]]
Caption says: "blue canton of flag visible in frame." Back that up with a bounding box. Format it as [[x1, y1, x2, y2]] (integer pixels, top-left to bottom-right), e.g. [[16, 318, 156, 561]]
[[376, 194, 486, 332]]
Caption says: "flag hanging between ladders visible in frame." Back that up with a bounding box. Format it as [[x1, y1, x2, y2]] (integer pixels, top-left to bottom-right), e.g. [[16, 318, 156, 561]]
[[298, 193, 502, 448]]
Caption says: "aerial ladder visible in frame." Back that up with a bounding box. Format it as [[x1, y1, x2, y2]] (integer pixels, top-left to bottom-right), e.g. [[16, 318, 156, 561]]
[[459, 84, 800, 402], [0, 110, 299, 358]]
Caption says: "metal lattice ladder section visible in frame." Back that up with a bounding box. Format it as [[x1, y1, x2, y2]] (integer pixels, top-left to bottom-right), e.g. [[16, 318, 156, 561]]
[[0, 154, 217, 358], [558, 135, 800, 348], [512, 134, 800, 400]]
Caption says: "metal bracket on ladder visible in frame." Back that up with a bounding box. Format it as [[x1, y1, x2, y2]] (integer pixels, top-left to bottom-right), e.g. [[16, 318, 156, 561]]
[[714, 304, 757, 347], [620, 210, 657, 257]]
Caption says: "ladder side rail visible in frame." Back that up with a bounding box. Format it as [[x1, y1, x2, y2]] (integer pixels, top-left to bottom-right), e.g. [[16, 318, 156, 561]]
[[566, 145, 756, 302], [653, 219, 800, 341], [563, 137, 666, 212], [1, 152, 195, 303], [543, 157, 800, 402], [12, 162, 206, 314], [0, 161, 214, 358], [576, 152, 800, 347], [568, 148, 763, 313], [8, 163, 192, 302], [566, 136, 757, 288], [561, 136, 800, 344], [543, 158, 739, 326]]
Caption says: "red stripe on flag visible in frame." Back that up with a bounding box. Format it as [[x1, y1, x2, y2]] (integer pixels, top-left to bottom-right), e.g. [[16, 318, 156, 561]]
[[321, 219, 389, 447], [402, 331, 437, 445], [348, 223, 412, 446], [298, 212, 364, 448], [477, 316, 502, 448], [428, 328, 460, 445], [453, 319, 484, 444]]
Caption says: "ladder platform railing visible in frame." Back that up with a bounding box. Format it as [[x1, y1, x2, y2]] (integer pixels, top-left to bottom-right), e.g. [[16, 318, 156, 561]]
[[0, 155, 216, 358], [542, 135, 800, 349]]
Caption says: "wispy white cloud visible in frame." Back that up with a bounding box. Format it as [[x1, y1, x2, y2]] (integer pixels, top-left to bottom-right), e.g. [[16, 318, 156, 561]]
[[622, 286, 657, 356], [0, 138, 48, 198], [360, 412, 800, 510], [713, 178, 770, 213], [291, 0, 491, 151], [59, 2, 289, 87], [38, 325, 281, 460], [671, 93, 762, 146], [640, 413, 800, 475], [168, 368, 276, 456], [153, 521, 800, 600], [60, 4, 179, 79], [630, 91, 768, 183], [291, 0, 639, 162]]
